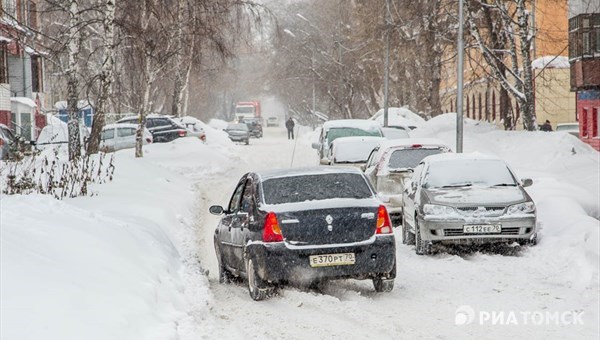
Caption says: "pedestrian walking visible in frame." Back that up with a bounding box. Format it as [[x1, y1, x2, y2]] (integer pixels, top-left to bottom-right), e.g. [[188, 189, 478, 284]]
[[286, 117, 295, 140]]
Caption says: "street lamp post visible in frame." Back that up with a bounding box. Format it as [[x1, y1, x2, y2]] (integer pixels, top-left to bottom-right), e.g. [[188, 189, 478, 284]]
[[456, 0, 464, 153]]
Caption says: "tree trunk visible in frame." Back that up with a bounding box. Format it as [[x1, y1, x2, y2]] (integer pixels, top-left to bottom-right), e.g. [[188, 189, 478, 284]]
[[67, 0, 81, 161], [87, 0, 116, 155]]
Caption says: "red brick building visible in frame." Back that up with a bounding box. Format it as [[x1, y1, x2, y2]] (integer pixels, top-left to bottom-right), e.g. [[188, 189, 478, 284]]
[[569, 1, 600, 151]]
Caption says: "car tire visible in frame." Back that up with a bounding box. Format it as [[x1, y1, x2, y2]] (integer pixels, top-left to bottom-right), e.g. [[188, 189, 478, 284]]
[[415, 219, 432, 255], [402, 222, 415, 245], [214, 241, 232, 284], [246, 257, 273, 301], [245, 139, 249, 145], [373, 261, 396, 292], [519, 233, 538, 246]]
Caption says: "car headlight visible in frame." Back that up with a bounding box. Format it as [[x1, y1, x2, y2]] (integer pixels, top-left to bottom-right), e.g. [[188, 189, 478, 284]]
[[423, 204, 456, 216], [507, 202, 536, 215]]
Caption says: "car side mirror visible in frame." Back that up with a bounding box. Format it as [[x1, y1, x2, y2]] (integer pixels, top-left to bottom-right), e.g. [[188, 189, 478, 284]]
[[29, 140, 36, 146], [522, 178, 533, 187], [411, 181, 417, 191], [311, 142, 321, 149], [209, 205, 225, 215]]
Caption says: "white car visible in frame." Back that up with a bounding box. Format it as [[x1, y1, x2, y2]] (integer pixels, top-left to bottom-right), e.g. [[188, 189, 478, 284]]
[[556, 123, 579, 137], [266, 116, 279, 127], [312, 119, 384, 165], [381, 126, 410, 139], [173, 116, 207, 142], [327, 136, 386, 167], [100, 123, 152, 152]]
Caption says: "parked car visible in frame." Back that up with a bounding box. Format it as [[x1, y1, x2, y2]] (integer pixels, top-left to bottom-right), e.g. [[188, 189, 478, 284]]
[[381, 126, 410, 140], [0, 124, 16, 160], [172, 116, 207, 142], [36, 121, 90, 152], [225, 123, 250, 145], [209, 167, 396, 300], [327, 136, 386, 167], [99, 123, 152, 152], [117, 115, 187, 143], [363, 139, 451, 225], [402, 153, 537, 255], [312, 119, 384, 165], [556, 123, 580, 137], [240, 117, 263, 138], [266, 116, 279, 127]]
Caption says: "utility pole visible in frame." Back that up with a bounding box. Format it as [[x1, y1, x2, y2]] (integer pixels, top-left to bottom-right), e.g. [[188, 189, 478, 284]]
[[456, 0, 464, 153], [312, 48, 316, 116], [383, 0, 390, 127]]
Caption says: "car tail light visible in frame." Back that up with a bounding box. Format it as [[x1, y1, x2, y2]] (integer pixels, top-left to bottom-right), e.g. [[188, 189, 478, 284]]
[[376, 205, 393, 234], [200, 135, 206, 142], [411, 144, 422, 148], [263, 212, 283, 242], [0, 139, 4, 147], [145, 137, 152, 143], [178, 130, 187, 137]]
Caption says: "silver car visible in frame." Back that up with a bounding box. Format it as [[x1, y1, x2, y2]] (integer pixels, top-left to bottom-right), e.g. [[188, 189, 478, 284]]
[[225, 123, 250, 145], [363, 139, 451, 225], [402, 153, 537, 255]]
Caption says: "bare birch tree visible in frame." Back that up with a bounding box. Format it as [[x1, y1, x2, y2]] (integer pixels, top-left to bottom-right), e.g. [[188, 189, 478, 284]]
[[66, 0, 82, 160]]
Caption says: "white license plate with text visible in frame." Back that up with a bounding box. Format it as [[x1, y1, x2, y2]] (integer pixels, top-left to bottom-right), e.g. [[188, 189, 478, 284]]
[[463, 224, 502, 234], [309, 253, 355, 267]]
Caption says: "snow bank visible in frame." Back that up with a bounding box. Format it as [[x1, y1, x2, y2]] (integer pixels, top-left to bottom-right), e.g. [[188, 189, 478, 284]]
[[369, 106, 426, 127], [208, 118, 229, 130], [532, 56, 570, 69], [1, 136, 231, 339]]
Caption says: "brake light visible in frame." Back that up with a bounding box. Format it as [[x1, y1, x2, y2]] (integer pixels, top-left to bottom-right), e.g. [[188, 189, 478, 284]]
[[200, 135, 206, 142], [411, 144, 422, 148], [178, 130, 187, 137], [145, 137, 152, 143], [263, 212, 283, 242], [376, 205, 393, 234]]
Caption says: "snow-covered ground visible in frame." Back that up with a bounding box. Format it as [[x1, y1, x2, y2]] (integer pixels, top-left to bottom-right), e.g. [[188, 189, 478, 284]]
[[1, 116, 598, 339]]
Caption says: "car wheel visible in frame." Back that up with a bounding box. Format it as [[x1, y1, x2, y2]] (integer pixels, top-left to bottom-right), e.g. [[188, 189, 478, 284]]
[[373, 261, 396, 292], [519, 233, 538, 246], [246, 257, 273, 301], [245, 139, 249, 145], [402, 222, 415, 245], [214, 241, 232, 284], [415, 219, 432, 255]]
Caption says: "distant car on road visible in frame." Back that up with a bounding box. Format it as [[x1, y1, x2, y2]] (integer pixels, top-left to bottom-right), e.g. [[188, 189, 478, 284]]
[[266, 116, 279, 127], [117, 115, 187, 143], [555, 123, 579, 137], [402, 153, 537, 255], [363, 139, 451, 225], [225, 123, 250, 145], [240, 117, 263, 138], [209, 167, 396, 300], [312, 119, 383, 165], [99, 123, 152, 152], [327, 136, 386, 167]]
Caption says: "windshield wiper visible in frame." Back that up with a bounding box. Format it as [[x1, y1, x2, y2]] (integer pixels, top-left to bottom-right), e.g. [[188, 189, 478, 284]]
[[441, 183, 472, 188], [492, 183, 517, 187]]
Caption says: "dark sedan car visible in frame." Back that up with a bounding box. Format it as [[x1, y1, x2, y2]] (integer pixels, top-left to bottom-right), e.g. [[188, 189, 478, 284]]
[[117, 115, 187, 143], [210, 167, 396, 300]]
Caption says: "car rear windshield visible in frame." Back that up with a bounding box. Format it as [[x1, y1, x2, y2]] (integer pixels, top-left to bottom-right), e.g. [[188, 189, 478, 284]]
[[326, 127, 381, 145], [227, 124, 248, 131], [388, 148, 444, 169], [262, 173, 372, 204], [423, 159, 517, 188]]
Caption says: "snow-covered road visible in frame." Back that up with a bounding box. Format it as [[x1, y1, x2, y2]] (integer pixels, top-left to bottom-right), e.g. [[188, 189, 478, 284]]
[[193, 126, 599, 339]]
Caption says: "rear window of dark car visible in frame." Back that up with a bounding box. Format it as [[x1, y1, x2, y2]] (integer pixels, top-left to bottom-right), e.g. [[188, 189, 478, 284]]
[[262, 173, 373, 204], [388, 148, 444, 169]]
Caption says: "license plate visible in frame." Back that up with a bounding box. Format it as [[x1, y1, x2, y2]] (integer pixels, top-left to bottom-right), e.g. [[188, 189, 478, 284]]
[[309, 253, 355, 267], [463, 224, 501, 234]]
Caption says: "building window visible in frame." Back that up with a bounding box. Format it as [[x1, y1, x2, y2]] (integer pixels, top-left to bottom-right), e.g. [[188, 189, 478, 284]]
[[0, 43, 7, 84], [466, 96, 470, 118], [583, 32, 591, 55], [593, 108, 598, 138], [28, 1, 38, 30], [472, 94, 476, 118], [31, 55, 42, 92], [492, 91, 496, 121], [478, 93, 482, 120], [581, 108, 588, 137]]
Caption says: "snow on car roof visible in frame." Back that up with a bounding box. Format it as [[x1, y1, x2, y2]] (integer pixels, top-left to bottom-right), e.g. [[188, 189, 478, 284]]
[[257, 166, 363, 181], [332, 136, 386, 163], [377, 138, 451, 151], [117, 114, 169, 122], [322, 119, 382, 131], [104, 123, 138, 129], [422, 152, 502, 164]]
